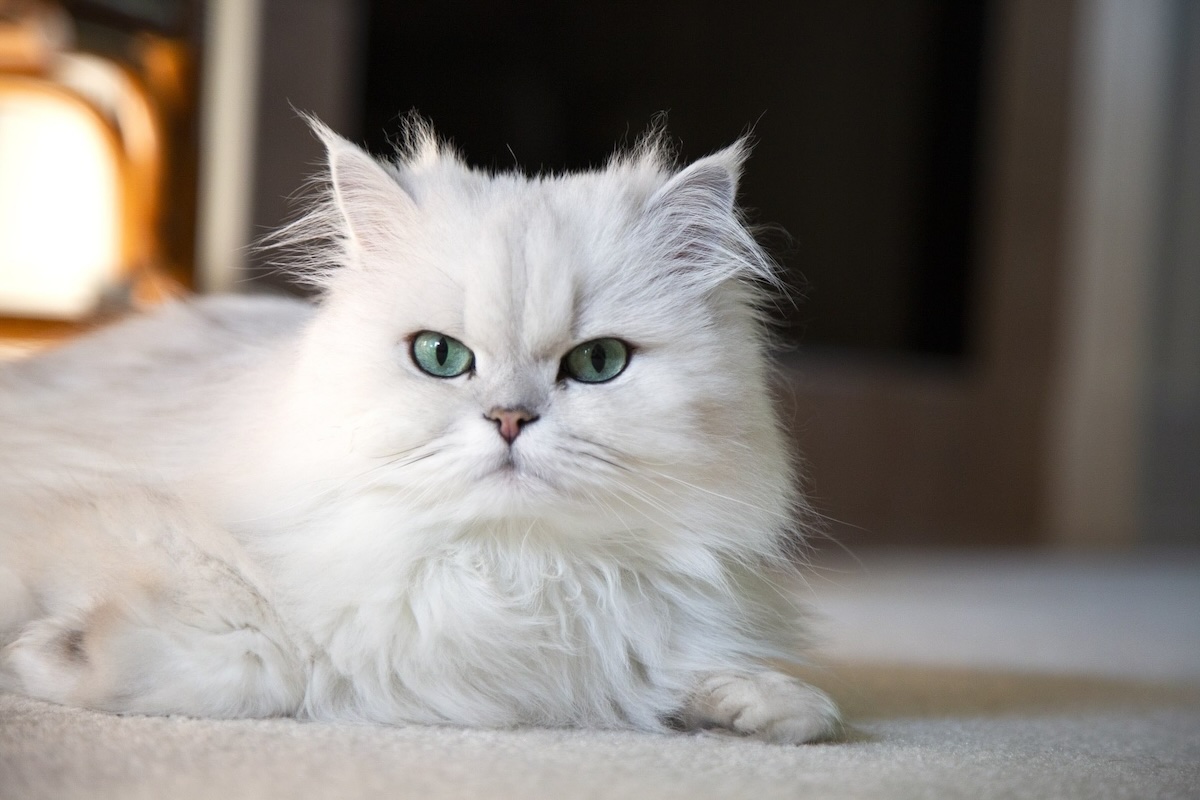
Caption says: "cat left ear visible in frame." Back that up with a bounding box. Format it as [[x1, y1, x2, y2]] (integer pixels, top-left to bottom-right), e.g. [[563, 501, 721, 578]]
[[644, 141, 770, 286], [647, 141, 744, 219], [308, 117, 419, 251]]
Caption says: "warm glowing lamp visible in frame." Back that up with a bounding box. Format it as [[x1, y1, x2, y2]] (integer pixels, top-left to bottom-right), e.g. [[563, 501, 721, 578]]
[[0, 1, 176, 333], [0, 77, 125, 317]]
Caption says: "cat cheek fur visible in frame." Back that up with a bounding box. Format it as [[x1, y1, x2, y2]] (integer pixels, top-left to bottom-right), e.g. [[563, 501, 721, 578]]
[[0, 116, 840, 743]]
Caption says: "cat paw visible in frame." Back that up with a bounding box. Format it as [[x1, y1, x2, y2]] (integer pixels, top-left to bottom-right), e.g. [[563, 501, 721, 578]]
[[678, 670, 841, 744], [3, 594, 306, 718], [2, 616, 99, 707]]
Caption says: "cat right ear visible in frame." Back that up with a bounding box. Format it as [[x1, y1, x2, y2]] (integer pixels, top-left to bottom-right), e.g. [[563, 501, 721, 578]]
[[307, 116, 419, 252]]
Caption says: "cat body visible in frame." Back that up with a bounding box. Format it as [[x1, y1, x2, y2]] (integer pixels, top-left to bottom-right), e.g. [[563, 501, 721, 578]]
[[0, 121, 839, 743]]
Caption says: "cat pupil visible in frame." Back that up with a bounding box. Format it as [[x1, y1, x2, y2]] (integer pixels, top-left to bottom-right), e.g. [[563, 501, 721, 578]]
[[590, 346, 605, 374], [435, 338, 448, 366]]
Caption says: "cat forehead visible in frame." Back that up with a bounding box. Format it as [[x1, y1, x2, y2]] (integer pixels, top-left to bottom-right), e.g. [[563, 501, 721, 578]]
[[322, 133, 751, 353], [408, 166, 655, 234], [405, 171, 661, 351]]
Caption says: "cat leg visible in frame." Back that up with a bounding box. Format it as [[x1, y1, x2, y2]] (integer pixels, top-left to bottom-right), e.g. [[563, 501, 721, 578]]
[[675, 670, 841, 744], [3, 576, 307, 718], [0, 488, 308, 718]]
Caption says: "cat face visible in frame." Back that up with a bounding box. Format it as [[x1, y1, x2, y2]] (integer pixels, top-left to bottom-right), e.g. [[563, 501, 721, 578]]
[[291, 121, 797, 550]]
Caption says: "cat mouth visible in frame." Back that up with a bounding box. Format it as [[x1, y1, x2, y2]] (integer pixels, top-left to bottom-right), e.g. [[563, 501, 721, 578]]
[[485, 449, 523, 478], [489, 451, 552, 488]]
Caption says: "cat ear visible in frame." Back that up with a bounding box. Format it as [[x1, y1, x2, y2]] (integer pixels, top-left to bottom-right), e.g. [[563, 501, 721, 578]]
[[307, 117, 418, 251], [647, 141, 744, 219], [644, 141, 773, 287]]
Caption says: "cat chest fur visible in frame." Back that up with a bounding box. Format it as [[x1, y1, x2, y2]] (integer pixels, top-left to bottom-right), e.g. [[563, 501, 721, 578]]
[[290, 527, 749, 730]]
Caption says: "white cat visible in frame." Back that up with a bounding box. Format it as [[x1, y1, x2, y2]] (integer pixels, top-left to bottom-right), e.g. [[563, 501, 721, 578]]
[[0, 118, 840, 743]]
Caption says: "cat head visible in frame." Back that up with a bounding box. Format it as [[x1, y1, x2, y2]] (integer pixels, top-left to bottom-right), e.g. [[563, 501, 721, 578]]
[[282, 117, 802, 559]]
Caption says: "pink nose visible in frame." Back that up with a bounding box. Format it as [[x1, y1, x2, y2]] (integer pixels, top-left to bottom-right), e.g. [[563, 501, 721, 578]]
[[485, 406, 539, 444]]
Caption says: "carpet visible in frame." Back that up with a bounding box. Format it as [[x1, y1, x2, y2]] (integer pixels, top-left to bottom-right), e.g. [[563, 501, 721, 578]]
[[3, 550, 1197, 799]]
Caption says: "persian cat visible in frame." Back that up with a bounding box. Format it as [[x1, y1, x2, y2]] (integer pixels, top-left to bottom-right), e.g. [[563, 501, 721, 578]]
[[0, 118, 839, 744]]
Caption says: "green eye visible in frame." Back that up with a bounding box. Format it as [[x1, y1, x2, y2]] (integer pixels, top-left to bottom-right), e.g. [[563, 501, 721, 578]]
[[563, 338, 630, 383], [411, 331, 474, 378]]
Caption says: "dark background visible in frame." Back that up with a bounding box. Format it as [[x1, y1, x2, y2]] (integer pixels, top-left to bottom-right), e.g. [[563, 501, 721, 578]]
[[360, 0, 992, 359]]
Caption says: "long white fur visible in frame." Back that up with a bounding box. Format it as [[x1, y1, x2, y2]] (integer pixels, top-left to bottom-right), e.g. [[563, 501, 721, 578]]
[[0, 118, 839, 742]]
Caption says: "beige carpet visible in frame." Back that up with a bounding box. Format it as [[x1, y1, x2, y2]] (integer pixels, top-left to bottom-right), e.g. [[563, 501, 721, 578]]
[[3, 551, 1198, 799]]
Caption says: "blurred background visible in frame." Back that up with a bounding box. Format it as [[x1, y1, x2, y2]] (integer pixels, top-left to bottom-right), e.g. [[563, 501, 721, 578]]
[[1, 0, 1196, 552]]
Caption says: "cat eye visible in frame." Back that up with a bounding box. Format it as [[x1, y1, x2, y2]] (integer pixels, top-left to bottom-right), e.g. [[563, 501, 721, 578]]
[[562, 338, 630, 383], [411, 331, 474, 378]]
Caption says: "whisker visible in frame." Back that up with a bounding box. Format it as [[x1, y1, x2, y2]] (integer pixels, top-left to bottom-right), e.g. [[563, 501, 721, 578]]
[[371, 443, 435, 462], [638, 466, 793, 522]]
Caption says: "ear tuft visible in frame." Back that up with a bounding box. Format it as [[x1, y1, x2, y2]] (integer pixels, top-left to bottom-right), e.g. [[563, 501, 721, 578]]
[[392, 111, 448, 167]]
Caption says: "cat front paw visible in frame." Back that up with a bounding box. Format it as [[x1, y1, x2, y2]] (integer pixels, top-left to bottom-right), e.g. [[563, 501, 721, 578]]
[[676, 670, 841, 744]]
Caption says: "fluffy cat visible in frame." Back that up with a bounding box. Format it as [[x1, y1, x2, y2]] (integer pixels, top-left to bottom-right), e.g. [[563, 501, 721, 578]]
[[0, 118, 840, 743]]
